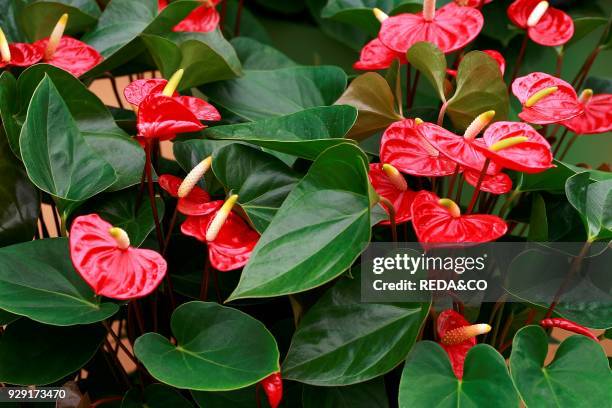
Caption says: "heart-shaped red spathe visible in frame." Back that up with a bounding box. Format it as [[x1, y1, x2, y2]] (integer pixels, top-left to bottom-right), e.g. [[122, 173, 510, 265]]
[[354, 38, 406, 71], [368, 163, 417, 225], [34, 36, 103, 77], [0, 43, 43, 68], [158, 174, 212, 213], [261, 372, 283, 408], [69, 214, 167, 300], [454, 0, 492, 7], [462, 167, 512, 194], [173, 1, 221, 33], [507, 0, 574, 46], [477, 121, 553, 173], [137, 93, 204, 140], [437, 309, 476, 379], [562, 94, 612, 135], [447, 49, 505, 77], [411, 191, 507, 243], [417, 122, 501, 175], [512, 72, 583, 124], [378, 3, 483, 54], [380, 119, 457, 177]]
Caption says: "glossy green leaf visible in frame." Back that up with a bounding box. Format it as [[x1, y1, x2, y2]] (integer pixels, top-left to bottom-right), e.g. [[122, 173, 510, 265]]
[[0, 238, 119, 326], [228, 143, 371, 300], [20, 0, 101, 41], [231, 37, 297, 70], [565, 172, 612, 241], [566, 17, 608, 49], [0, 309, 19, 325], [0, 0, 26, 42], [212, 144, 300, 232], [142, 30, 241, 90], [0, 72, 21, 157], [407, 41, 447, 102], [528, 194, 548, 242], [399, 342, 519, 407], [204, 65, 347, 121], [510, 325, 612, 407], [336, 72, 403, 140], [223, 0, 272, 44], [134, 301, 280, 391], [307, 0, 369, 51], [204, 105, 358, 160], [584, 76, 612, 94], [122, 384, 194, 408], [302, 377, 389, 408], [283, 274, 428, 385], [0, 318, 104, 385], [446, 51, 509, 130]]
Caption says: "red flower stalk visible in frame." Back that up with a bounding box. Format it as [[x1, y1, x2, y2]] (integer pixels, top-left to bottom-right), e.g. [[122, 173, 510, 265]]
[[354, 10, 407, 71], [507, 0, 574, 46], [378, 0, 483, 54], [437, 310, 491, 378], [33, 14, 103, 77], [411, 191, 507, 243], [0, 27, 43, 69], [158, 0, 221, 33], [260, 372, 283, 408], [512, 72, 583, 125], [561, 89, 612, 135], [540, 318, 598, 341], [69, 214, 167, 300], [368, 163, 417, 224], [380, 119, 457, 177], [447, 49, 505, 77]]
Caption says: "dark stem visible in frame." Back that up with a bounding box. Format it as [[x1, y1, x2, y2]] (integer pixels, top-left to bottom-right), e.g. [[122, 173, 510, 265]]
[[103, 321, 139, 367], [131, 301, 145, 334], [200, 256, 211, 301], [446, 164, 460, 197], [552, 127, 570, 157], [405, 64, 412, 109], [559, 133, 579, 161], [162, 206, 179, 256], [509, 34, 529, 89], [408, 70, 420, 109], [466, 159, 490, 213], [106, 73, 125, 109], [212, 266, 222, 303], [378, 196, 398, 243], [135, 168, 146, 212], [555, 52, 564, 77], [572, 47, 601, 89], [234, 0, 244, 37], [145, 141, 164, 250], [220, 0, 228, 29], [437, 101, 448, 126], [454, 174, 464, 203], [103, 338, 130, 389]]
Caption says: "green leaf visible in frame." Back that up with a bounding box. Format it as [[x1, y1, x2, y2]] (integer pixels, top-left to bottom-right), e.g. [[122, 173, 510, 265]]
[[510, 325, 612, 407], [0, 129, 39, 247], [566, 17, 608, 49], [0, 309, 19, 325], [0, 0, 26, 42], [407, 42, 447, 102], [122, 384, 194, 408], [134, 301, 279, 391], [191, 385, 269, 407], [446, 51, 509, 130], [204, 65, 347, 121], [307, 0, 369, 51], [20, 0, 101, 41], [283, 274, 428, 385], [0, 72, 21, 157], [399, 342, 519, 407], [0, 318, 104, 385], [480, 0, 519, 46], [0, 238, 119, 326], [142, 31, 242, 90], [20, 76, 117, 202], [223, 0, 272, 44], [302, 377, 389, 408], [584, 76, 612, 94], [565, 172, 612, 241], [228, 143, 371, 300], [528, 194, 548, 241], [255, 0, 306, 14], [231, 37, 297, 70], [336, 72, 403, 140], [212, 144, 300, 233], [204, 106, 358, 160]]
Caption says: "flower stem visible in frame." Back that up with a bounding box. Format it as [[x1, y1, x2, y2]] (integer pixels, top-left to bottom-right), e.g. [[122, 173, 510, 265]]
[[106, 73, 125, 109], [558, 133, 578, 161], [103, 321, 139, 367], [200, 256, 211, 301], [406, 63, 412, 110], [162, 206, 179, 256], [378, 196, 398, 242], [466, 159, 490, 213], [552, 127, 570, 157], [555, 52, 564, 77], [234, 0, 244, 37], [437, 101, 448, 126], [509, 34, 529, 89], [144, 141, 164, 250], [446, 164, 460, 197], [408, 70, 420, 109], [572, 47, 600, 90]]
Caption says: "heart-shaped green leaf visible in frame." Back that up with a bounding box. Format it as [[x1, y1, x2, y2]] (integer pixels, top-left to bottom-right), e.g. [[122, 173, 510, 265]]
[[399, 342, 519, 407], [204, 65, 347, 121], [565, 172, 612, 241], [528, 194, 548, 242], [510, 325, 612, 407], [302, 377, 389, 408], [227, 143, 371, 300], [20, 0, 101, 41], [0, 238, 119, 326], [0, 318, 105, 385], [231, 37, 296, 70], [407, 42, 447, 102], [142, 31, 241, 90], [204, 105, 358, 160], [446, 51, 509, 130], [0, 0, 26, 42], [134, 301, 280, 391], [283, 274, 428, 385], [566, 17, 608, 49], [122, 384, 194, 408], [212, 144, 300, 233]]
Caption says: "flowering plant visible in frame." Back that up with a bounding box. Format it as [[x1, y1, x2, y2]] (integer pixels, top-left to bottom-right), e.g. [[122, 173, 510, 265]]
[[0, 0, 610, 406]]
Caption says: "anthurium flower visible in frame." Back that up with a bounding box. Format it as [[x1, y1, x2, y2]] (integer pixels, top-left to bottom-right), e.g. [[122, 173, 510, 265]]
[[463, 167, 512, 194], [411, 191, 507, 243], [158, 173, 211, 214], [561, 89, 612, 135], [447, 49, 505, 77], [368, 163, 417, 224], [454, 0, 492, 7], [69, 214, 167, 300], [475, 121, 553, 173], [354, 38, 407, 71], [507, 0, 574, 46], [32, 14, 103, 77], [512, 72, 583, 124], [260, 372, 283, 408], [159, 0, 221, 33], [378, 0, 483, 54], [540, 318, 598, 341], [437, 309, 491, 378], [380, 119, 457, 177], [0, 27, 43, 68]]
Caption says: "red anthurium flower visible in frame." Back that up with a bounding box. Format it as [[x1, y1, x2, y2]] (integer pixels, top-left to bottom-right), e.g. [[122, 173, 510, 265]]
[[368, 163, 417, 224], [447, 49, 505, 77], [260, 372, 283, 408], [540, 318, 598, 341], [378, 0, 483, 54], [463, 167, 512, 194], [159, 0, 221, 32], [32, 14, 103, 77], [380, 119, 457, 177], [354, 38, 407, 71], [507, 0, 574, 46], [0, 28, 43, 68], [418, 111, 501, 175], [561, 89, 612, 135], [158, 173, 211, 214], [475, 121, 553, 173], [512, 72, 583, 125], [69, 214, 167, 300], [411, 191, 507, 243], [454, 0, 492, 7], [437, 309, 491, 378]]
